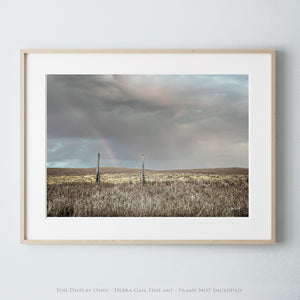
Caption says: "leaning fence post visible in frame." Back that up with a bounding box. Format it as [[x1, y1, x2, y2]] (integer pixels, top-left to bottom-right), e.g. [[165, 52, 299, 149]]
[[141, 154, 146, 184], [96, 153, 100, 183]]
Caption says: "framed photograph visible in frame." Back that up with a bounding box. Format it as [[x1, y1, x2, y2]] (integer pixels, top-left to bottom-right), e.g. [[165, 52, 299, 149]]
[[20, 49, 275, 244]]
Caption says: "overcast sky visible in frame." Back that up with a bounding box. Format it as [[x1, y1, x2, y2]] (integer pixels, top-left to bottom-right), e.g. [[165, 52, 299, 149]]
[[47, 74, 248, 170]]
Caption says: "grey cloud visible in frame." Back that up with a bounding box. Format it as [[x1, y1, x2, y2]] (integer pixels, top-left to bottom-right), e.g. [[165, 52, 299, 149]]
[[47, 75, 248, 169]]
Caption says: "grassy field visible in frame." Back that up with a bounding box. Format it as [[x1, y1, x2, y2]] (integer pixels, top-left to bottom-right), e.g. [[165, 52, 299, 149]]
[[47, 167, 248, 217]]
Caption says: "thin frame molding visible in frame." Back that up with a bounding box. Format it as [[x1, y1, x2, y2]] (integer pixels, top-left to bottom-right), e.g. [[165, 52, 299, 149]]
[[20, 49, 276, 244]]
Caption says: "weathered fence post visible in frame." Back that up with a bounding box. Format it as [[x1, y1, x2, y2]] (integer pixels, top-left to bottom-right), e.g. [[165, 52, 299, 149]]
[[96, 153, 100, 183], [141, 154, 146, 184]]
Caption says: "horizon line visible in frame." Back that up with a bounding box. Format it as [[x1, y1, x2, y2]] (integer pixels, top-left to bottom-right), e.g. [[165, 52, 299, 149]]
[[47, 166, 249, 171]]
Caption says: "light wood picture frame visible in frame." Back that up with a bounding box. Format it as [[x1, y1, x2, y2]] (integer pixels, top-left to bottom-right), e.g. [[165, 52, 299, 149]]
[[20, 49, 275, 244]]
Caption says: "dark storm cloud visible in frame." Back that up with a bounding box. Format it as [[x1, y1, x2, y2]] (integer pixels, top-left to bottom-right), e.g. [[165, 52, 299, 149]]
[[47, 74, 248, 169]]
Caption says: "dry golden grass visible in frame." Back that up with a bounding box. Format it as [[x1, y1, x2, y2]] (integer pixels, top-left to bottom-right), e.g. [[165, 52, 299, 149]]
[[47, 167, 248, 217]]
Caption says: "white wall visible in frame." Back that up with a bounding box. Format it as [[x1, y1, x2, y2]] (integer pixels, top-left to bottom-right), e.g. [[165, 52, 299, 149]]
[[1, 0, 299, 299]]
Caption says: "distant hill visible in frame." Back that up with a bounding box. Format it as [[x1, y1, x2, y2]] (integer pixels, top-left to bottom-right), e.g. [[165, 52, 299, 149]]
[[47, 167, 248, 176]]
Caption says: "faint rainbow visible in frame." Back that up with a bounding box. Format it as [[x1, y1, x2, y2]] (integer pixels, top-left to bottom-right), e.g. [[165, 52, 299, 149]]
[[87, 124, 118, 166], [174, 107, 186, 119]]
